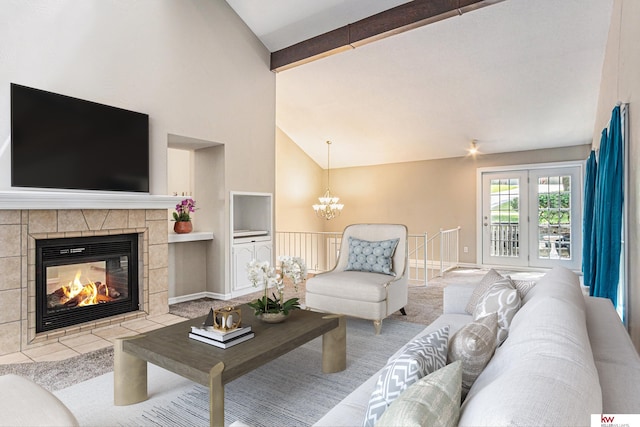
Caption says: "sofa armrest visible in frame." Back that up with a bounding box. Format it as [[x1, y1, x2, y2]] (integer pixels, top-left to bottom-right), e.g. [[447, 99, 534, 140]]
[[443, 283, 475, 314]]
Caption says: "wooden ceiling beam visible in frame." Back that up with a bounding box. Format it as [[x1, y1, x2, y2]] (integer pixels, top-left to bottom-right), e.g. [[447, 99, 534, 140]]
[[270, 0, 504, 72]]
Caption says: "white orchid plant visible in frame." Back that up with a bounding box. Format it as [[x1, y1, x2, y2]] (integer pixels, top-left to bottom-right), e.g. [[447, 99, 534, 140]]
[[246, 256, 307, 315]]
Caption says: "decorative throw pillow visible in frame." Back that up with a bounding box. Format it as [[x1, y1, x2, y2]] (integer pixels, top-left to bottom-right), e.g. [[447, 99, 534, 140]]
[[447, 313, 498, 398], [473, 278, 521, 345], [508, 275, 537, 299], [363, 326, 449, 427], [376, 361, 463, 427], [346, 237, 399, 276], [465, 269, 504, 314]]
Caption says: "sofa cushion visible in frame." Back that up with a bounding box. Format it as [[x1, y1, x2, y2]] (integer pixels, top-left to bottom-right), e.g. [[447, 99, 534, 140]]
[[447, 313, 498, 397], [472, 278, 521, 345], [465, 269, 504, 314], [376, 361, 462, 427], [363, 326, 449, 427], [346, 237, 399, 276], [459, 266, 602, 426]]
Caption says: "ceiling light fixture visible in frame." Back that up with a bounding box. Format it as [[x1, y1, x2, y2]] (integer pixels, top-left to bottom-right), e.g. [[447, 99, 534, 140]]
[[312, 140, 344, 220], [468, 139, 479, 155]]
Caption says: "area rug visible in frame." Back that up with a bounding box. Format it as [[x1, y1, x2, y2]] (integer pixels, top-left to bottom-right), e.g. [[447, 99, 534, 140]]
[[54, 317, 425, 427]]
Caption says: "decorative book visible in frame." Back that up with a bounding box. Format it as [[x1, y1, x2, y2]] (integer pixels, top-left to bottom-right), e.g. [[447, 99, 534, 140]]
[[190, 325, 252, 342], [188, 330, 254, 349]]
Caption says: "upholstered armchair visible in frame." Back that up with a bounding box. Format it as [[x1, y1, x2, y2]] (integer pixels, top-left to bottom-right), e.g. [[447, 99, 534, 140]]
[[305, 223, 408, 334]]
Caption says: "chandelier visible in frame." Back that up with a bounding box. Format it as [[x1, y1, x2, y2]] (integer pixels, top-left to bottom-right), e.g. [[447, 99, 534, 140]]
[[312, 140, 344, 220]]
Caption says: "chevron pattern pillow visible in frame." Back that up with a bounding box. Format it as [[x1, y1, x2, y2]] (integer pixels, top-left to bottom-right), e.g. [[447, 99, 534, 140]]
[[363, 325, 449, 427]]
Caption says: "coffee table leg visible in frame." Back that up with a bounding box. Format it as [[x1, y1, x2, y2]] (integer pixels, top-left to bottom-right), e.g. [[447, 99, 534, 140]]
[[209, 362, 225, 427], [322, 315, 346, 373], [114, 336, 148, 406]]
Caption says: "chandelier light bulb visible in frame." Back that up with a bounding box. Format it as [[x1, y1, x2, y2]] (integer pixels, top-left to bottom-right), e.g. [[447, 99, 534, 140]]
[[312, 141, 344, 220]]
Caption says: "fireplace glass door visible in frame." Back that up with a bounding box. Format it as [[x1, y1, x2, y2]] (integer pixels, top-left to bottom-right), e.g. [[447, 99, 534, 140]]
[[36, 234, 139, 332]]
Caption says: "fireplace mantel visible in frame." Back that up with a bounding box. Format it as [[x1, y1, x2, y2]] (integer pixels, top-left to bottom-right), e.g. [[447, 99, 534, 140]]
[[0, 190, 181, 210]]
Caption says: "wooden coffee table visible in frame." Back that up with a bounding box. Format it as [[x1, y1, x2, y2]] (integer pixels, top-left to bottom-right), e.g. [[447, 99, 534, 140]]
[[114, 305, 346, 427]]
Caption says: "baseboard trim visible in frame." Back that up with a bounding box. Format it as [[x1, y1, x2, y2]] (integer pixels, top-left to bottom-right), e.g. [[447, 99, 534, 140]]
[[168, 291, 232, 305]]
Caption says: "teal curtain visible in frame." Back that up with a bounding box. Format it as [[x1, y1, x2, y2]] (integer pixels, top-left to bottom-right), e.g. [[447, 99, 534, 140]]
[[581, 148, 598, 288], [589, 106, 624, 306]]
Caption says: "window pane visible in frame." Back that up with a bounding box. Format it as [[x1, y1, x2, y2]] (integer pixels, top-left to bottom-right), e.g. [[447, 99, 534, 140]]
[[490, 178, 519, 257], [537, 175, 572, 260]]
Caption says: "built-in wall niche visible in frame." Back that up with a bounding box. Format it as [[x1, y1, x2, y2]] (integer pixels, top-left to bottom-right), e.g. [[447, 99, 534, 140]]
[[167, 147, 194, 197], [231, 192, 272, 243], [166, 134, 222, 302], [231, 191, 273, 296]]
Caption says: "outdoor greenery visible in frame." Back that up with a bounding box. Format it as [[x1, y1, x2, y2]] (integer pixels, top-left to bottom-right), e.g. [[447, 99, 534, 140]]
[[491, 192, 571, 225]]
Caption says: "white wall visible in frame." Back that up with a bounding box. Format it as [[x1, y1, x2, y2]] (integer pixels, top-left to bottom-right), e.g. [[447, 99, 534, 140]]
[[0, 0, 275, 197]]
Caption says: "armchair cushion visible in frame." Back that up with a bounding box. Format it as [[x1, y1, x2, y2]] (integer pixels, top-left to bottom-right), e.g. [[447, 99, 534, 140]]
[[346, 237, 399, 276], [306, 271, 399, 303]]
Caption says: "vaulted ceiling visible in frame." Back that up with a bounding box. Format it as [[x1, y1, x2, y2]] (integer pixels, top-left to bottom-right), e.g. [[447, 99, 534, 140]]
[[226, 0, 613, 168]]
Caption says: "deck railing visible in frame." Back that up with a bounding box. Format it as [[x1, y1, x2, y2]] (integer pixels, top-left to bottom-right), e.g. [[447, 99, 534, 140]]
[[275, 226, 461, 285]]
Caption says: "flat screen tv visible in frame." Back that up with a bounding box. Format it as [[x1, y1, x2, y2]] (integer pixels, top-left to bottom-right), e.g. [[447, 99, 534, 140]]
[[11, 83, 149, 193]]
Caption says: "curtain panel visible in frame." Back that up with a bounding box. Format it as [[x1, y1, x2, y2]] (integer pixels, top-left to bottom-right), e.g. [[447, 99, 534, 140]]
[[585, 105, 624, 306]]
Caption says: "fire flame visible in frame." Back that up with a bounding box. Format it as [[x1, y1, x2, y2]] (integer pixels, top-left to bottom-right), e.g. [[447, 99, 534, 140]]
[[60, 271, 113, 306]]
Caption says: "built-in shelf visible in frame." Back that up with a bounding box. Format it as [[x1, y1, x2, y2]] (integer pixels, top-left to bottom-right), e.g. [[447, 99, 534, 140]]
[[168, 231, 215, 243], [0, 190, 183, 210]]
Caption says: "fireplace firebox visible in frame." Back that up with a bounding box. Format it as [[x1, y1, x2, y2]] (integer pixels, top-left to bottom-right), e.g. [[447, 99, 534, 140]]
[[36, 234, 140, 332]]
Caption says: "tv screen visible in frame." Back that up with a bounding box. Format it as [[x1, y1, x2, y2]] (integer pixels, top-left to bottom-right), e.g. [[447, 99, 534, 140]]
[[11, 83, 149, 193]]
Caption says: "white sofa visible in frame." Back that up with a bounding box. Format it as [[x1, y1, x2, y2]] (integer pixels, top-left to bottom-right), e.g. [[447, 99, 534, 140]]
[[315, 266, 640, 426]]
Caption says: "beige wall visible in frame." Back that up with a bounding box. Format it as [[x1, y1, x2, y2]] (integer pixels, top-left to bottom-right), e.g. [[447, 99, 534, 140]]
[[0, 0, 275, 196], [593, 0, 640, 351], [277, 139, 590, 265], [276, 128, 324, 232], [0, 1, 276, 298]]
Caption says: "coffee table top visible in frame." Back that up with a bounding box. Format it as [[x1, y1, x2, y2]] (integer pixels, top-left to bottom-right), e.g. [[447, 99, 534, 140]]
[[122, 304, 339, 386]]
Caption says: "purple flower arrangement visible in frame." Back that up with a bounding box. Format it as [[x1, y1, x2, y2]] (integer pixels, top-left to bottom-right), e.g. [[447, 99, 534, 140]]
[[172, 198, 196, 222]]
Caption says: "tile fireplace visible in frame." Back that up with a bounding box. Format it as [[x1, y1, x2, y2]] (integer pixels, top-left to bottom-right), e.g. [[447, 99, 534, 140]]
[[0, 200, 176, 356], [36, 233, 140, 332]]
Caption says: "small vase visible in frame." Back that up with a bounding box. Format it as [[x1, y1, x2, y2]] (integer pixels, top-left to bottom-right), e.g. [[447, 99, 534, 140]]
[[257, 312, 289, 324], [173, 221, 193, 234]]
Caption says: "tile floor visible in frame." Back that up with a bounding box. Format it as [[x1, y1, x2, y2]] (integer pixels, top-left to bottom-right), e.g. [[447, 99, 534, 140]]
[[0, 313, 186, 365]]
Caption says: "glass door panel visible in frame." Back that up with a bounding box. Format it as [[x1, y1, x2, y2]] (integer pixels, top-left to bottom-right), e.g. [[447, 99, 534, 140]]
[[529, 167, 581, 269], [482, 171, 528, 266]]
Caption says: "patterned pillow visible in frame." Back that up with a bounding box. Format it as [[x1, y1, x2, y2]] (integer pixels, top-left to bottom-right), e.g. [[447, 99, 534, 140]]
[[376, 361, 463, 427], [508, 276, 537, 299], [346, 237, 399, 276], [465, 269, 504, 314], [473, 278, 521, 345], [363, 326, 449, 427], [447, 313, 498, 398]]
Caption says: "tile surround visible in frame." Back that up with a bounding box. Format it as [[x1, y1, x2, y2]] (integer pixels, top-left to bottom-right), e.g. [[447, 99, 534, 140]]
[[0, 209, 170, 356]]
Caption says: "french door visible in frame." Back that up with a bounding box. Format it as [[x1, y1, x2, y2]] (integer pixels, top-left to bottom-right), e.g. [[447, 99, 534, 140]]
[[480, 165, 582, 270]]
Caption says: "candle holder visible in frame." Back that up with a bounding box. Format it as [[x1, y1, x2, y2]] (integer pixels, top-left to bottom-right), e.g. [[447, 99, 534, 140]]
[[213, 306, 241, 332]]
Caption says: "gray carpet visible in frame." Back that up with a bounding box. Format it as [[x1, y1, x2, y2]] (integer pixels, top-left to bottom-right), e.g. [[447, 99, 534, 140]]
[[0, 347, 114, 392], [54, 317, 426, 426]]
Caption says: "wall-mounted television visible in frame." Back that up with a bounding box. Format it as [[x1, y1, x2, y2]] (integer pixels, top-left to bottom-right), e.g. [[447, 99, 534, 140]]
[[11, 83, 149, 193]]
